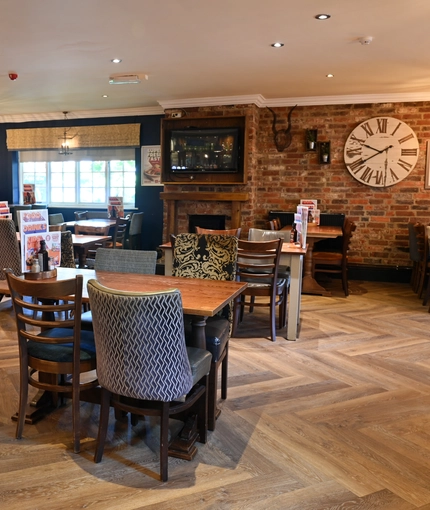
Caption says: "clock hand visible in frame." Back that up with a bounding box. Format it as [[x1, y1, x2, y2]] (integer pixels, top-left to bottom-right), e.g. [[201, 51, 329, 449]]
[[363, 144, 380, 152], [361, 145, 393, 163]]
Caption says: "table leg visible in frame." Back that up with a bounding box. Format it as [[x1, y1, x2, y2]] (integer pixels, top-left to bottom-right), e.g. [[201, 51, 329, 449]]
[[188, 316, 208, 350], [73, 246, 87, 269], [286, 254, 303, 340], [301, 239, 332, 296]]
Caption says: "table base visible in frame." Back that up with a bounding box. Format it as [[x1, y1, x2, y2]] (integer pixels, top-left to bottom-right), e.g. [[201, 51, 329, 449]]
[[301, 275, 332, 296]]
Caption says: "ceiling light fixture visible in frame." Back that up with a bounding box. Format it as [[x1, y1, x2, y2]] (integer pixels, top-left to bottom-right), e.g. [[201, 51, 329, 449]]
[[271, 42, 284, 48], [358, 36, 373, 45], [326, 73, 334, 78], [111, 58, 122, 63], [315, 14, 330, 20], [58, 112, 76, 156]]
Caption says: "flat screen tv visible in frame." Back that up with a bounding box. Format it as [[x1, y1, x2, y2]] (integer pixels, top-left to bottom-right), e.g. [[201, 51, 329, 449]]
[[168, 127, 240, 173]]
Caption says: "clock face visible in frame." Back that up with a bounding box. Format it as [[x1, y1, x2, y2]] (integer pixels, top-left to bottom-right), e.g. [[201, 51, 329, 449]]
[[344, 117, 419, 187]]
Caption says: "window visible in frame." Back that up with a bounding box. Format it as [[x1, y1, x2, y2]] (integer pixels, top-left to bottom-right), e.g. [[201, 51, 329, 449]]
[[19, 149, 136, 207]]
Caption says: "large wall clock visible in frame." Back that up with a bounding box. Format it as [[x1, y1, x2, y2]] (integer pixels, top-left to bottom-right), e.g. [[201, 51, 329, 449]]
[[344, 117, 419, 187]]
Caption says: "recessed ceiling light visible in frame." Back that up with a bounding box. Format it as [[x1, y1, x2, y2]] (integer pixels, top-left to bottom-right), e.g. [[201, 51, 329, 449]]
[[326, 74, 334, 78], [271, 42, 284, 48], [111, 58, 122, 64], [102, 94, 108, 98], [315, 14, 330, 20]]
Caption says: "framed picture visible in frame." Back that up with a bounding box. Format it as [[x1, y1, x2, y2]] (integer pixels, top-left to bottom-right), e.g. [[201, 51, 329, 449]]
[[425, 141, 430, 189], [141, 145, 162, 186]]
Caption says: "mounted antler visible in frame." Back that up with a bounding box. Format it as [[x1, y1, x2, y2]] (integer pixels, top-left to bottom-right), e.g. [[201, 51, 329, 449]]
[[267, 104, 297, 152]]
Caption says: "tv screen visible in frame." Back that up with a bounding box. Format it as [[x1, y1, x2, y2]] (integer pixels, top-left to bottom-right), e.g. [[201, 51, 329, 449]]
[[169, 127, 240, 173]]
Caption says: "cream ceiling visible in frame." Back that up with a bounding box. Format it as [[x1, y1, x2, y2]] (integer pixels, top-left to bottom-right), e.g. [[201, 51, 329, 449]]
[[2, 0, 430, 122]]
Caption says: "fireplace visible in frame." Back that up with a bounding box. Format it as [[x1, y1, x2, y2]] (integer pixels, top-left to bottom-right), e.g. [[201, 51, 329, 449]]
[[160, 191, 249, 240], [189, 214, 226, 233]]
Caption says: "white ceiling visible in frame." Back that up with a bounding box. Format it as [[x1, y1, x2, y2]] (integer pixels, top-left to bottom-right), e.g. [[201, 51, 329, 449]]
[[2, 0, 430, 122]]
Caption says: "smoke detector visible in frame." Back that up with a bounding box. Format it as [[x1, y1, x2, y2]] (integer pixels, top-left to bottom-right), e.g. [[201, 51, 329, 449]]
[[358, 36, 373, 45], [109, 74, 147, 85]]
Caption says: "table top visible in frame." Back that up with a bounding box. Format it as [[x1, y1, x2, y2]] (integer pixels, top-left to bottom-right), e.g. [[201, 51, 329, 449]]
[[64, 219, 117, 228], [281, 224, 342, 239], [72, 234, 111, 246], [160, 240, 307, 255], [22, 267, 247, 316]]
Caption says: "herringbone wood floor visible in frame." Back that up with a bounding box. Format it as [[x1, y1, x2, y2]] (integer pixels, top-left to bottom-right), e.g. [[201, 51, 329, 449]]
[[1, 279, 430, 509]]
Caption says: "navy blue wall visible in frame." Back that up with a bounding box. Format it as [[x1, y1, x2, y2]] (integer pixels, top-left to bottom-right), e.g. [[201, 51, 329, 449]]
[[0, 114, 164, 251]]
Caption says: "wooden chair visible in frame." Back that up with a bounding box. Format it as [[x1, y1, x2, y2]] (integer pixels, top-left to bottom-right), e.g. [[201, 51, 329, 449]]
[[412, 223, 429, 299], [269, 217, 281, 231], [5, 271, 98, 453], [312, 218, 357, 296], [74, 211, 88, 220], [195, 226, 241, 237], [408, 222, 422, 293], [0, 218, 22, 302], [232, 238, 288, 342], [171, 233, 238, 430], [88, 281, 211, 482], [104, 217, 129, 249]]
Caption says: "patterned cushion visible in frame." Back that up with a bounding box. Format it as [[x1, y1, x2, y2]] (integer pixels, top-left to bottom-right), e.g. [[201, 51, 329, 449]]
[[87, 281, 195, 402], [61, 231, 76, 268], [0, 219, 22, 279], [173, 233, 238, 326], [172, 234, 237, 281]]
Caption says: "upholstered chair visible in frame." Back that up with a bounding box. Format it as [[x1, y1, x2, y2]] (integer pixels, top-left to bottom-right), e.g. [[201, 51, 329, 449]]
[[171, 233, 238, 430], [60, 231, 76, 268], [80, 248, 157, 330], [88, 281, 211, 482], [49, 213, 65, 225], [126, 212, 144, 250], [0, 218, 22, 302]]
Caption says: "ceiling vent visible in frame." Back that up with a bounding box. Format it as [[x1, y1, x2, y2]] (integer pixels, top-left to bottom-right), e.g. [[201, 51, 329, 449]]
[[109, 74, 143, 85]]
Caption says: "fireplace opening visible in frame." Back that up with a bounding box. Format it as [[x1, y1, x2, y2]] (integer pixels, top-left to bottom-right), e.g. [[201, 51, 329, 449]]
[[189, 214, 226, 233]]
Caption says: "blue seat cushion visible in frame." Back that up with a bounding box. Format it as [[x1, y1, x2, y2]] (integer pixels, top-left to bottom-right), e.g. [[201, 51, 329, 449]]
[[27, 328, 96, 363], [184, 315, 229, 363]]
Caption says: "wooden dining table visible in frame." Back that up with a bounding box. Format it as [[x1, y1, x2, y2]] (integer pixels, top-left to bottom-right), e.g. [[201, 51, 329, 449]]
[[64, 219, 117, 229], [160, 240, 307, 341], [72, 234, 111, 268], [19, 267, 247, 350], [282, 224, 342, 296], [3, 267, 247, 430]]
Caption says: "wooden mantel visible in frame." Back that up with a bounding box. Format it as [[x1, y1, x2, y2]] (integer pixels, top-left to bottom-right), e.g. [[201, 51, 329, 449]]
[[160, 191, 249, 238]]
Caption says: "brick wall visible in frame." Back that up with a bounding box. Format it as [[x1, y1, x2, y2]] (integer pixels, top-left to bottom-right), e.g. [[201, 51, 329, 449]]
[[164, 102, 430, 268]]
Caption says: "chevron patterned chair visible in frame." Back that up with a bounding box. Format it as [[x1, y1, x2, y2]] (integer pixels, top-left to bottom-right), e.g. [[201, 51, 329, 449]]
[[0, 218, 22, 302], [87, 281, 211, 482], [171, 233, 238, 431]]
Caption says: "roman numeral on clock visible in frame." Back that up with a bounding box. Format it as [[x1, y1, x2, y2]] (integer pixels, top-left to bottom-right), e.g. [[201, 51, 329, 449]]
[[376, 118, 387, 133], [401, 148, 418, 156], [361, 122, 374, 137]]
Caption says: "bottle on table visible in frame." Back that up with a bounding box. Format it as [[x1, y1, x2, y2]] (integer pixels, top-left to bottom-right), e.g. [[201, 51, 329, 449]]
[[290, 223, 298, 243], [38, 240, 49, 272]]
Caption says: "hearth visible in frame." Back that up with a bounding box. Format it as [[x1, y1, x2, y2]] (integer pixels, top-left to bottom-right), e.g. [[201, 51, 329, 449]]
[[189, 214, 226, 233]]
